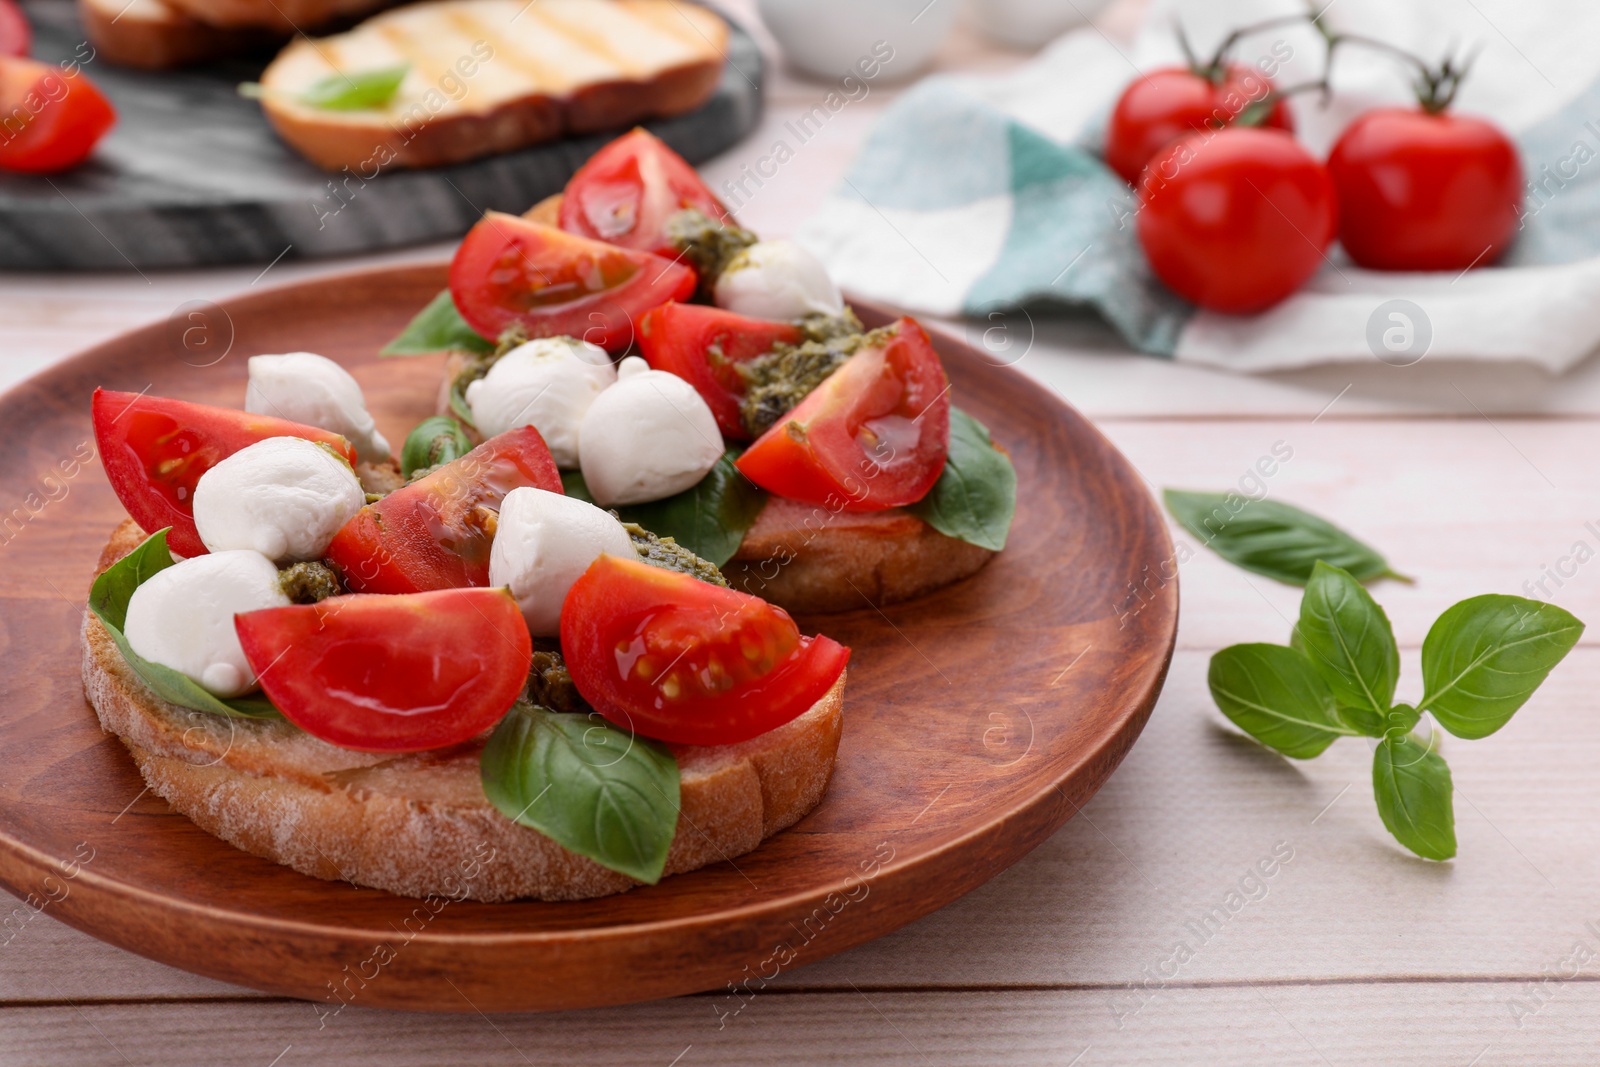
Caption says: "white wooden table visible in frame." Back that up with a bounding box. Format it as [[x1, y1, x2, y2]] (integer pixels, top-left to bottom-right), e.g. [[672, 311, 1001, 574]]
[[5, 2, 1600, 1063]]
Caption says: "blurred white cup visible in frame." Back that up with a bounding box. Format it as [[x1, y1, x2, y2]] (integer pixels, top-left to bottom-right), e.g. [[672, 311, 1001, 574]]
[[964, 0, 1114, 49], [757, 0, 961, 82]]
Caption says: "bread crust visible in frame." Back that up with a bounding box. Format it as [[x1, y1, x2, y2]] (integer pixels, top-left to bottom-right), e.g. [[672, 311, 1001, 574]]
[[256, 1, 727, 172], [79, 0, 281, 69], [82, 519, 844, 902]]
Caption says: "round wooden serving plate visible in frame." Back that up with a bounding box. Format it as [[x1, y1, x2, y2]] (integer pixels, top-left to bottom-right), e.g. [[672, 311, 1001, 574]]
[[0, 265, 1177, 1012]]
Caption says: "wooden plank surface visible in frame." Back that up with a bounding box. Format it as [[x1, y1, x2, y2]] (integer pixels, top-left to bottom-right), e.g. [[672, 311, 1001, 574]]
[[3, 0, 1598, 1060]]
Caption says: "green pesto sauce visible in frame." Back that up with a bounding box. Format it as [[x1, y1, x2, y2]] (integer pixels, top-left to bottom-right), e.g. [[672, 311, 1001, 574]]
[[735, 313, 893, 439], [526, 647, 588, 714], [665, 208, 758, 297], [623, 521, 728, 586], [278, 560, 343, 604]]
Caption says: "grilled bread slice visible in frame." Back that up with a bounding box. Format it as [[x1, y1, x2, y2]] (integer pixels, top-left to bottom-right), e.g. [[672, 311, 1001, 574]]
[[255, 0, 728, 171], [82, 518, 845, 902], [79, 0, 281, 69], [159, 0, 401, 32]]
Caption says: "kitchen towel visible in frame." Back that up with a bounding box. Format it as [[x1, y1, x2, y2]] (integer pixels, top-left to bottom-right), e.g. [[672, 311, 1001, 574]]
[[796, 0, 1600, 371]]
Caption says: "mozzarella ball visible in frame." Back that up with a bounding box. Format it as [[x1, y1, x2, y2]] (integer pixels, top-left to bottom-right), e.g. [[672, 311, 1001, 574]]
[[488, 487, 635, 636], [245, 351, 390, 463], [193, 437, 365, 562], [579, 357, 724, 507], [465, 337, 616, 467], [124, 550, 290, 698], [713, 239, 845, 321]]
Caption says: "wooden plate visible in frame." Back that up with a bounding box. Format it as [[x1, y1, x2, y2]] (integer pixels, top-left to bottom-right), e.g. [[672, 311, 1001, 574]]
[[0, 265, 1177, 1012]]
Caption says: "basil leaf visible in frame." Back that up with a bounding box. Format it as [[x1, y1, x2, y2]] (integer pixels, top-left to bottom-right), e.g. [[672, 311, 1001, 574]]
[[298, 63, 410, 111], [87, 529, 280, 720], [400, 415, 471, 479], [480, 702, 680, 884], [1418, 595, 1584, 739], [1163, 490, 1408, 586], [1298, 561, 1399, 719], [1372, 732, 1456, 861], [561, 451, 766, 568], [380, 289, 493, 357], [907, 407, 1016, 551], [1208, 643, 1354, 758]]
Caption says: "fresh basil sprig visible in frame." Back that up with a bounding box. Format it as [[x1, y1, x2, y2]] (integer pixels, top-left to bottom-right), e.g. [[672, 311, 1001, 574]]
[[1165, 490, 1409, 586], [563, 450, 766, 567], [907, 407, 1016, 552], [380, 289, 494, 357], [1209, 560, 1582, 861], [88, 529, 280, 720], [480, 702, 680, 884]]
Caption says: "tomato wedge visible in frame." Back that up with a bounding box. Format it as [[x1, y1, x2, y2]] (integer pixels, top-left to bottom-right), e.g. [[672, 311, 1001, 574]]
[[93, 388, 359, 559], [637, 302, 802, 440], [558, 128, 733, 257], [735, 318, 949, 511], [0, 0, 31, 57], [237, 588, 532, 753], [561, 555, 849, 746], [449, 212, 694, 351], [326, 425, 561, 594], [0, 57, 115, 173]]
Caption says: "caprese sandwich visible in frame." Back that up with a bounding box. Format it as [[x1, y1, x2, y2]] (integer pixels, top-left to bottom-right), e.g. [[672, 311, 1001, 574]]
[[79, 129, 1015, 903], [383, 128, 1017, 614], [84, 362, 848, 901]]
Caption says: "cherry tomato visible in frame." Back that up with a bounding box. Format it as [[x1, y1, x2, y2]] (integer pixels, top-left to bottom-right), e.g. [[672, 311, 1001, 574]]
[[326, 426, 561, 595], [237, 588, 532, 753], [93, 388, 358, 559], [558, 128, 732, 258], [636, 302, 802, 440], [1137, 127, 1336, 314], [449, 212, 695, 351], [1105, 64, 1292, 185], [1327, 107, 1522, 272], [0, 0, 31, 57], [0, 56, 115, 174], [561, 554, 850, 746], [736, 318, 949, 511]]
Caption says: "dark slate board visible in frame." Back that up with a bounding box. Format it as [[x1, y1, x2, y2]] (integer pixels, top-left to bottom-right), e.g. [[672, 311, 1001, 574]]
[[0, 0, 763, 270]]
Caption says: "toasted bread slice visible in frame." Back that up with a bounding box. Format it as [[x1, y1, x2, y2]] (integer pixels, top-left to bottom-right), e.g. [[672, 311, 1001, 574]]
[[79, 0, 281, 69], [159, 0, 398, 32], [255, 0, 728, 171], [722, 496, 994, 614], [82, 519, 844, 902]]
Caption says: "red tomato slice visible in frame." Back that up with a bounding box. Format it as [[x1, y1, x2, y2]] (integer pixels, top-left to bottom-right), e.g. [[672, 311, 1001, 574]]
[[0, 56, 115, 174], [637, 302, 802, 440], [735, 318, 950, 511], [236, 588, 532, 753], [93, 388, 359, 559], [326, 425, 561, 594], [0, 0, 31, 57], [561, 554, 849, 746], [558, 128, 733, 257], [449, 212, 694, 351]]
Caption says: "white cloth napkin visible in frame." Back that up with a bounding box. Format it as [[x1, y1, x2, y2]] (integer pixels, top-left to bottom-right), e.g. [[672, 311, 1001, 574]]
[[797, 0, 1600, 371]]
